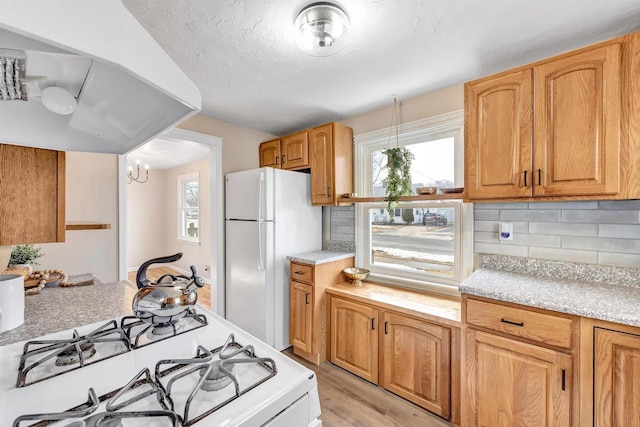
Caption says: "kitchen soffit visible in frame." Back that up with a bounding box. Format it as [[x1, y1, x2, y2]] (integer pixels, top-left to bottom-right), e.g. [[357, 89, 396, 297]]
[[123, 0, 640, 136]]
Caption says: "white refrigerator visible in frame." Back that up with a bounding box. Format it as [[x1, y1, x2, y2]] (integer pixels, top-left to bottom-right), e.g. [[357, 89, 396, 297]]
[[225, 167, 322, 351]]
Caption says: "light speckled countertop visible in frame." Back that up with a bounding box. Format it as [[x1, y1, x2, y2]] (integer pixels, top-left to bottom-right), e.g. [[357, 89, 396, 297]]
[[460, 268, 640, 327], [286, 250, 355, 265], [0, 281, 137, 346]]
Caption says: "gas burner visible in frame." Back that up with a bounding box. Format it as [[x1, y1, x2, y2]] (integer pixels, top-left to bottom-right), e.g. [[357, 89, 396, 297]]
[[17, 320, 131, 388], [199, 360, 236, 391], [154, 334, 277, 426], [13, 369, 179, 427], [120, 307, 208, 348], [54, 343, 97, 367], [151, 320, 181, 336]]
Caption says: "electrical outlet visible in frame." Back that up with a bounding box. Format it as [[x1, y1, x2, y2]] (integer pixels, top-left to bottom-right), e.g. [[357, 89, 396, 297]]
[[204, 265, 210, 272]]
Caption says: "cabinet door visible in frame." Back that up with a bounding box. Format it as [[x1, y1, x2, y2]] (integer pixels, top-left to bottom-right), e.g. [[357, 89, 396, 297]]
[[0, 144, 65, 245], [330, 297, 378, 383], [594, 328, 640, 427], [309, 124, 334, 205], [465, 69, 533, 199], [289, 281, 313, 354], [259, 139, 281, 169], [464, 329, 572, 427], [533, 42, 621, 197], [281, 131, 309, 170], [381, 312, 451, 419]]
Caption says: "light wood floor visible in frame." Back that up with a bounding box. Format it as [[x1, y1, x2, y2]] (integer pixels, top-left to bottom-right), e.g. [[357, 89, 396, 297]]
[[127, 266, 212, 309], [284, 349, 455, 427]]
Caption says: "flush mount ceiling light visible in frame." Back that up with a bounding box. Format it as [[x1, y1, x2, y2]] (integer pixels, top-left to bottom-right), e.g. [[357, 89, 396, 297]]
[[295, 2, 350, 57]]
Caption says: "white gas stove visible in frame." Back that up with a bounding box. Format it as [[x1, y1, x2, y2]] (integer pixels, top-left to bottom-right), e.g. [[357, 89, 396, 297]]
[[0, 307, 322, 426]]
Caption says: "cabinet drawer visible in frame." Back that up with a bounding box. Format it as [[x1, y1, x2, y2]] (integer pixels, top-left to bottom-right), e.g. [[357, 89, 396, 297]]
[[465, 298, 573, 349], [290, 262, 313, 285]]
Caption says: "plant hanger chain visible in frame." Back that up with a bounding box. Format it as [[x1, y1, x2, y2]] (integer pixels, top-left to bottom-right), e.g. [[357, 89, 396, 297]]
[[386, 96, 402, 149]]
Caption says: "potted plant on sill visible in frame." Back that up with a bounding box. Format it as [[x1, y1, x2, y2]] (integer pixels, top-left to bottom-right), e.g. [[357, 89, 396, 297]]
[[8, 244, 44, 274], [384, 146, 414, 222]]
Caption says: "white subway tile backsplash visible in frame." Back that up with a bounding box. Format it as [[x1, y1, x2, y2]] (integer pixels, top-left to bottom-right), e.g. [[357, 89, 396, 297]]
[[474, 232, 499, 243], [528, 201, 598, 210], [500, 210, 561, 222], [475, 202, 524, 210], [474, 201, 640, 270], [528, 247, 598, 264], [529, 222, 598, 236], [475, 242, 529, 257], [333, 210, 356, 219], [330, 218, 355, 227], [599, 224, 640, 239], [598, 200, 640, 210], [598, 252, 640, 269], [502, 233, 561, 248], [562, 236, 640, 254], [561, 210, 640, 224], [334, 226, 356, 235], [475, 210, 500, 220], [330, 232, 355, 242], [474, 221, 529, 233]]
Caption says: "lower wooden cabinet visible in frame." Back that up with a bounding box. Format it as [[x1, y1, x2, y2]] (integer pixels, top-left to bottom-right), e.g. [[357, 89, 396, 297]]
[[290, 281, 313, 354], [328, 291, 458, 421], [594, 327, 640, 427], [465, 329, 572, 426], [381, 311, 451, 418], [330, 297, 379, 383]]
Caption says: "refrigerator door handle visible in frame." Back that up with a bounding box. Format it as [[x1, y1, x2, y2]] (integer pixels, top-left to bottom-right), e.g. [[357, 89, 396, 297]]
[[258, 221, 265, 271], [258, 171, 265, 221]]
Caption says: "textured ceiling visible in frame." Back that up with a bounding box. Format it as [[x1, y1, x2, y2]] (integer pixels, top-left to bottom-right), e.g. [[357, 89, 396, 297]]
[[123, 0, 640, 136]]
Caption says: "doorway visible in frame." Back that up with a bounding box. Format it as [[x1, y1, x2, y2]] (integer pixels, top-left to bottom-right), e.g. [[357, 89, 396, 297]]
[[118, 129, 224, 315]]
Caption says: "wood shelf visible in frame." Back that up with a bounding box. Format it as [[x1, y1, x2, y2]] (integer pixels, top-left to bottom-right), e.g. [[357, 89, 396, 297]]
[[337, 193, 464, 205], [65, 223, 111, 231]]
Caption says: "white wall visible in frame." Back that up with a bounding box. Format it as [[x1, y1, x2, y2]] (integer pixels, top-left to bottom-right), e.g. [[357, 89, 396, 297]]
[[127, 158, 211, 280], [178, 115, 275, 175], [126, 169, 167, 269], [38, 152, 119, 282]]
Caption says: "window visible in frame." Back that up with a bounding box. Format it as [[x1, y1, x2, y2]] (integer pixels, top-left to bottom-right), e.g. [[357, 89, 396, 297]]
[[355, 111, 472, 295], [177, 172, 200, 243]]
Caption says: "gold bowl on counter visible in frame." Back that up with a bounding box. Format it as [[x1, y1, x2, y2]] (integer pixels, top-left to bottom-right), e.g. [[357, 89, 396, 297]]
[[342, 268, 370, 286]]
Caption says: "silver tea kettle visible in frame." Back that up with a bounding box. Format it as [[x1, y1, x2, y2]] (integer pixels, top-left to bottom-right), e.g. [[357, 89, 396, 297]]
[[132, 253, 205, 324]]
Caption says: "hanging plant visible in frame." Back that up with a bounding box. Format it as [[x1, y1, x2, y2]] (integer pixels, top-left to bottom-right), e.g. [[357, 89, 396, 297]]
[[384, 147, 414, 222]]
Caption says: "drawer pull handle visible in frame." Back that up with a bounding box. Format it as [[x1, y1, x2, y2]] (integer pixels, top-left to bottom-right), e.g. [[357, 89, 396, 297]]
[[523, 170, 528, 187], [294, 271, 305, 275], [501, 318, 524, 327], [305, 293, 310, 305], [371, 318, 376, 330], [384, 321, 388, 334], [537, 168, 542, 186], [561, 369, 566, 391]]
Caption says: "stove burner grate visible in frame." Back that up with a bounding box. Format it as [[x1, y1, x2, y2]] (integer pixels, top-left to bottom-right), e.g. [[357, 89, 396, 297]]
[[16, 320, 131, 388], [54, 342, 97, 367], [120, 307, 207, 348]]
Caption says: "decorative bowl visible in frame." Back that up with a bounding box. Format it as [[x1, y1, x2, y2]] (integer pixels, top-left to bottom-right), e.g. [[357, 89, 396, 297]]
[[342, 268, 370, 286], [416, 186, 437, 195]]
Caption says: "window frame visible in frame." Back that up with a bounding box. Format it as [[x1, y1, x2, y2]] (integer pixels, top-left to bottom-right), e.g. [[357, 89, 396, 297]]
[[177, 171, 200, 244], [354, 110, 472, 296]]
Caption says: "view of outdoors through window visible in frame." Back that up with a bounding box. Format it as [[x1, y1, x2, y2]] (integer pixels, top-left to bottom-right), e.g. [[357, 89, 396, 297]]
[[369, 137, 456, 278], [181, 180, 199, 239]]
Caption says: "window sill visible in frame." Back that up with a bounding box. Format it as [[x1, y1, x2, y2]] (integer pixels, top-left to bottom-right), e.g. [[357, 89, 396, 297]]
[[365, 272, 461, 298], [176, 238, 201, 246], [338, 193, 464, 205]]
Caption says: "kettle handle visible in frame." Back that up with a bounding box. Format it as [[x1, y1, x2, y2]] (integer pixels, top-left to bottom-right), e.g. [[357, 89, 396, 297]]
[[135, 253, 183, 289]]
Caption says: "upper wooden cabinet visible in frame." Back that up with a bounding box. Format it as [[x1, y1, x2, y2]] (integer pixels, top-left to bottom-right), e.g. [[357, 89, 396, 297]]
[[281, 131, 309, 170], [0, 144, 65, 245], [258, 139, 281, 169], [309, 122, 353, 205], [465, 33, 640, 201]]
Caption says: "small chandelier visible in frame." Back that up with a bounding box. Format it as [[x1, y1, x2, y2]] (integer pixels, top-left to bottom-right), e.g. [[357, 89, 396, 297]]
[[127, 160, 149, 184], [295, 2, 350, 57]]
